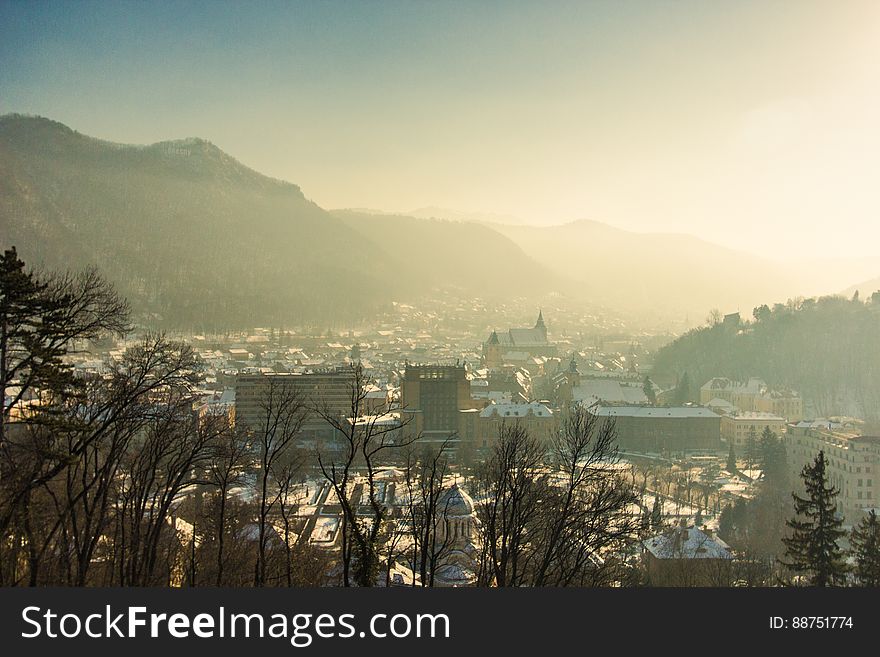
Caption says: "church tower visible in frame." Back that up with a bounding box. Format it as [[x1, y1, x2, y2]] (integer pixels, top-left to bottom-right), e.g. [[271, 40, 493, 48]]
[[483, 330, 503, 370], [535, 309, 547, 340]]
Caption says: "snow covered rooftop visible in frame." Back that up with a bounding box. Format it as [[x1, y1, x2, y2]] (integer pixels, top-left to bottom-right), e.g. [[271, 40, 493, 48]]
[[594, 406, 717, 419], [479, 401, 553, 418], [644, 525, 732, 560]]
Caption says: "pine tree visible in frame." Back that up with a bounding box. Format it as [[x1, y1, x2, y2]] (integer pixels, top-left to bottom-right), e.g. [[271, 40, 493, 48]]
[[651, 495, 663, 530], [850, 510, 880, 587], [726, 442, 737, 473], [759, 426, 786, 484], [781, 451, 847, 586], [0, 246, 129, 445], [718, 503, 734, 541], [674, 372, 691, 404], [643, 376, 656, 404], [745, 428, 758, 472]]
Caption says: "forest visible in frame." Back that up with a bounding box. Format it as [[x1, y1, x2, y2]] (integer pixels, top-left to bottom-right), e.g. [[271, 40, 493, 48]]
[[651, 293, 880, 425]]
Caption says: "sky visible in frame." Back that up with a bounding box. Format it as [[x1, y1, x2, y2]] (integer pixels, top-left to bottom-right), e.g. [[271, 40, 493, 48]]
[[2, 0, 880, 259]]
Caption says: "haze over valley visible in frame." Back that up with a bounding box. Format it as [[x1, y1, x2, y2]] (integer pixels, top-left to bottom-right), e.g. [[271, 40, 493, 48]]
[[3, 114, 877, 333], [4, 1, 880, 597]]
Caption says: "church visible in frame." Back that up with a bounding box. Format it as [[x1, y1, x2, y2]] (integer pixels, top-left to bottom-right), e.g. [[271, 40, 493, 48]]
[[483, 311, 558, 369]]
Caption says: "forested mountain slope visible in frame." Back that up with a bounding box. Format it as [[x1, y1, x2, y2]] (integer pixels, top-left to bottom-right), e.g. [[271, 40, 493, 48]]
[[651, 293, 880, 423]]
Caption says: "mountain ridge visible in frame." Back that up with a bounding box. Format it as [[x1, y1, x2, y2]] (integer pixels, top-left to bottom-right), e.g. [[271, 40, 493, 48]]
[[0, 114, 556, 329], [2, 113, 855, 330]]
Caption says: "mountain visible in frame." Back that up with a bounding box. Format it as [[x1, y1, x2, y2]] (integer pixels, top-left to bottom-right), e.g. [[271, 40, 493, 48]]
[[0, 115, 552, 329], [842, 275, 880, 300], [332, 210, 559, 297], [492, 219, 804, 319], [1, 113, 849, 331], [407, 206, 530, 226]]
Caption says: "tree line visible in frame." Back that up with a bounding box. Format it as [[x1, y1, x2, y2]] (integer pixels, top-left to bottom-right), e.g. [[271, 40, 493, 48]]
[[652, 294, 880, 423]]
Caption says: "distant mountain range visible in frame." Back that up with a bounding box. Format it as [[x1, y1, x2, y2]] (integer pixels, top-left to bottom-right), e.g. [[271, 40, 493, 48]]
[[492, 219, 805, 317], [0, 114, 551, 328], [842, 276, 880, 300], [2, 114, 876, 329]]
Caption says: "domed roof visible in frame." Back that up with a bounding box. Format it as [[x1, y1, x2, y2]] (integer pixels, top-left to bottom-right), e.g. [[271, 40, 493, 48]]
[[434, 562, 476, 586], [438, 483, 475, 517], [375, 467, 405, 481]]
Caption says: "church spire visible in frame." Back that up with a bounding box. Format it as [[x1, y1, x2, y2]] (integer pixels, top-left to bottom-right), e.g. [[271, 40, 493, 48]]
[[535, 309, 546, 332]]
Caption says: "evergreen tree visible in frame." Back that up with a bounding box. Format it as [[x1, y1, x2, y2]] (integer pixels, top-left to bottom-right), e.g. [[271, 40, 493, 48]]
[[1, 247, 128, 444], [781, 452, 847, 586], [759, 427, 786, 484], [850, 510, 880, 587], [726, 442, 737, 473], [718, 504, 734, 541], [674, 372, 691, 404], [643, 376, 656, 404], [745, 428, 759, 472], [650, 495, 663, 530]]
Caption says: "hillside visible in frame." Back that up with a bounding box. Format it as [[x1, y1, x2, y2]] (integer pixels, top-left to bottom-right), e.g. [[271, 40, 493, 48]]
[[332, 210, 560, 297], [0, 115, 554, 329], [650, 294, 880, 423], [843, 276, 880, 300], [493, 219, 804, 319]]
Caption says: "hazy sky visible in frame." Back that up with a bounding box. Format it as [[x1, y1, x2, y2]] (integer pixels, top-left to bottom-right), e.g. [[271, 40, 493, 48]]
[[2, 0, 879, 259]]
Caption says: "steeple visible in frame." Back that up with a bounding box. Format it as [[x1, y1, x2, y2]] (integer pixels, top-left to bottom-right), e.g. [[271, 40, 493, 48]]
[[535, 309, 546, 332]]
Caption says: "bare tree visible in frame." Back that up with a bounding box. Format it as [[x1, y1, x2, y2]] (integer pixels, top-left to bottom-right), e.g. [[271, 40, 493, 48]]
[[0, 335, 198, 585], [204, 422, 252, 586], [250, 376, 306, 586], [531, 407, 642, 586], [1, 250, 129, 449], [114, 386, 222, 586], [270, 446, 308, 587], [474, 423, 545, 587], [474, 408, 642, 587], [316, 363, 416, 587], [400, 437, 454, 587]]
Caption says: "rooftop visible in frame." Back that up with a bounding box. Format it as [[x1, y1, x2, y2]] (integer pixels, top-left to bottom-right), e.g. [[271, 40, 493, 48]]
[[593, 406, 718, 419]]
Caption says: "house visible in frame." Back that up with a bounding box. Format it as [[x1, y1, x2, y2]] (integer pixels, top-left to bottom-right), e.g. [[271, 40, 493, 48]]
[[643, 520, 733, 586]]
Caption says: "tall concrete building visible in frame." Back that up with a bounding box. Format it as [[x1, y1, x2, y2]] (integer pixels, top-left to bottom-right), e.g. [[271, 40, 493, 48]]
[[785, 422, 879, 526], [400, 364, 475, 448], [235, 369, 357, 444]]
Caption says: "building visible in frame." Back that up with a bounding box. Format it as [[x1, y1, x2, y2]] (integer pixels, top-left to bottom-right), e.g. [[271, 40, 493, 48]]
[[433, 483, 480, 587], [483, 311, 558, 369], [234, 369, 356, 444], [720, 412, 787, 448], [462, 400, 558, 450], [784, 423, 880, 526], [754, 390, 804, 422], [700, 377, 803, 421], [590, 405, 721, 453], [643, 521, 733, 586], [700, 377, 764, 409], [400, 364, 477, 448]]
